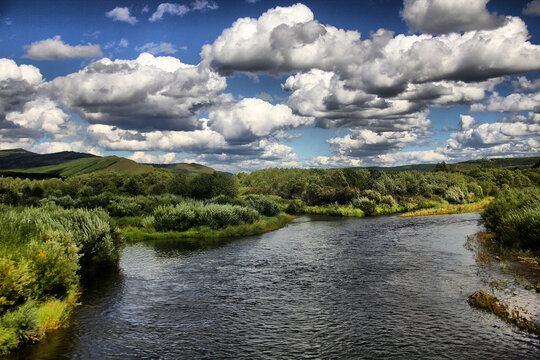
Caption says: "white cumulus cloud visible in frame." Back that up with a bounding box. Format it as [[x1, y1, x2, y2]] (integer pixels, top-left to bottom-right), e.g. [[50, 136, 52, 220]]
[[523, 0, 540, 15], [23, 36, 102, 60], [401, 0, 504, 34], [105, 7, 138, 25]]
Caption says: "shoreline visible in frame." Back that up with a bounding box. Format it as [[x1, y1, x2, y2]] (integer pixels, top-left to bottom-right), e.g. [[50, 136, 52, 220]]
[[120, 213, 295, 242], [398, 198, 491, 217]]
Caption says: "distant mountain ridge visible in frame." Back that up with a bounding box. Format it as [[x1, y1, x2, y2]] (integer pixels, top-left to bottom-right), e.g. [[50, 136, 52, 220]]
[[355, 156, 540, 172], [0, 149, 217, 177]]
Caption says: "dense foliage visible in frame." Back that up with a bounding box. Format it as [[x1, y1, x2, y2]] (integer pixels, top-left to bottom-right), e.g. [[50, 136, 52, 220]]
[[0, 206, 122, 354], [153, 201, 260, 232], [0, 161, 539, 354], [482, 188, 540, 253]]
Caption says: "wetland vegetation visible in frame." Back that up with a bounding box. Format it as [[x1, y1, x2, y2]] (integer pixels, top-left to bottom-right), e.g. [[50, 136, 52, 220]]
[[0, 156, 539, 354]]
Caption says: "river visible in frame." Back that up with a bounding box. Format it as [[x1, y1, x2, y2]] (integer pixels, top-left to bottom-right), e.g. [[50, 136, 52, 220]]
[[8, 213, 540, 359]]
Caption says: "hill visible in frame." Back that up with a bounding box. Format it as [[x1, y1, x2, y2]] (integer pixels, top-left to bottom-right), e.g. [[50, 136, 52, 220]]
[[357, 156, 540, 172], [0, 148, 97, 169], [0, 149, 217, 177], [153, 162, 216, 175]]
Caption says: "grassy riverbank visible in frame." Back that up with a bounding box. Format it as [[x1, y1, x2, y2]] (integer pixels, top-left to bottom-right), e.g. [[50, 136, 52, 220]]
[[399, 198, 491, 217], [120, 213, 294, 242], [0, 206, 122, 355]]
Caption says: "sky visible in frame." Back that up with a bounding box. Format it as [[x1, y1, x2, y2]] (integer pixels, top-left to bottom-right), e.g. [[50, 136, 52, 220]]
[[0, 0, 539, 172]]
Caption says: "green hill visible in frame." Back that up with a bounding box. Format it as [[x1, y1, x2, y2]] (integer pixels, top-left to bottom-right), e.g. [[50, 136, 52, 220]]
[[357, 156, 540, 172], [0, 148, 97, 169], [0, 149, 217, 177], [153, 162, 216, 176]]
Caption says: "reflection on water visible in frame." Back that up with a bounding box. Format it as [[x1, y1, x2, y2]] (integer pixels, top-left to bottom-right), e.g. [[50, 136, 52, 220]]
[[9, 213, 540, 359]]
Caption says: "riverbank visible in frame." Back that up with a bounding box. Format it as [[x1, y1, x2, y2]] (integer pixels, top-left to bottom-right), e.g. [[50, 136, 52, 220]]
[[120, 213, 294, 242], [398, 198, 491, 217], [0, 206, 122, 355]]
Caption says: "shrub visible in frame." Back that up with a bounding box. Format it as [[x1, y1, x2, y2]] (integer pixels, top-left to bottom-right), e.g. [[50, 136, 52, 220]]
[[153, 202, 259, 231], [352, 197, 377, 216], [29, 234, 80, 298], [245, 196, 280, 217], [381, 195, 397, 207], [0, 302, 38, 344], [361, 190, 382, 203], [0, 258, 34, 313], [444, 186, 467, 204], [482, 188, 540, 253], [208, 195, 247, 207], [153, 204, 198, 232], [285, 199, 305, 215]]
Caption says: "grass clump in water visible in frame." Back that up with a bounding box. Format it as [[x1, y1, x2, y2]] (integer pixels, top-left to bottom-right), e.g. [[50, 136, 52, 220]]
[[468, 289, 540, 335]]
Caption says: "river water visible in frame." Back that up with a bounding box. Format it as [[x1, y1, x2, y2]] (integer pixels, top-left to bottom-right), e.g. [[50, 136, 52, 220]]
[[9, 213, 540, 359]]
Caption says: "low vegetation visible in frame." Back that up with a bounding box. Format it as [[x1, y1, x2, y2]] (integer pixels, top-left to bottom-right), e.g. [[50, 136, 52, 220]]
[[468, 289, 539, 335], [482, 188, 540, 255], [0, 205, 122, 354], [0, 157, 539, 353]]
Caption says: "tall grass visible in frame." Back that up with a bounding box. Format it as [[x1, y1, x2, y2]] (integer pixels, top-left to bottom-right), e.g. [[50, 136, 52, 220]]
[[153, 202, 260, 232], [482, 188, 540, 253], [0, 205, 122, 354]]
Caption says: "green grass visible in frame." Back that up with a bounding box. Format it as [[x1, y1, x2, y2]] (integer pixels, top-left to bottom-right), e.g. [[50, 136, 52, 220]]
[[154, 162, 216, 176], [399, 198, 491, 217], [303, 205, 365, 217], [468, 289, 540, 334], [121, 213, 294, 242], [8, 156, 154, 176]]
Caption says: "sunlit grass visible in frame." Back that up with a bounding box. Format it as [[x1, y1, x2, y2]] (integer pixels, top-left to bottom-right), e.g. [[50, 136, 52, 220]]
[[399, 198, 491, 217], [122, 213, 294, 242], [468, 289, 540, 334]]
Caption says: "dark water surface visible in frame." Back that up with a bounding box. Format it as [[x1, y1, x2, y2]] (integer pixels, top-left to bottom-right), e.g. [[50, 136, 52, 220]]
[[9, 213, 540, 359]]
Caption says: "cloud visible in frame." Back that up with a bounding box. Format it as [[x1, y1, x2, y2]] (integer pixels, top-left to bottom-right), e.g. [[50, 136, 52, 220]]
[[128, 151, 177, 164], [191, 0, 218, 11], [5, 97, 78, 139], [327, 128, 431, 157], [47, 53, 228, 131], [23, 36, 102, 60], [470, 92, 540, 112], [135, 42, 178, 55], [401, 0, 505, 34], [202, 4, 540, 93], [104, 38, 129, 50], [443, 114, 539, 158], [283, 69, 432, 131], [513, 76, 540, 92], [246, 0, 260, 4], [86, 124, 227, 152], [523, 0, 540, 15], [106, 7, 138, 25], [207, 98, 313, 144], [149, 3, 190, 22]]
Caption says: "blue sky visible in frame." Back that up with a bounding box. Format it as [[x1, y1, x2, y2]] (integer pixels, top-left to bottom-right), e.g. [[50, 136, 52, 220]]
[[0, 0, 539, 171]]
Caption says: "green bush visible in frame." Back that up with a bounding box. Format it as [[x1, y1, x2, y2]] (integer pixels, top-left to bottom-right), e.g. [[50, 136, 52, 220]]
[[0, 302, 38, 344], [352, 197, 377, 216], [483, 188, 540, 252], [444, 186, 467, 204], [0, 205, 123, 354], [362, 190, 382, 203], [381, 195, 397, 207], [152, 202, 259, 232], [285, 199, 305, 215], [245, 196, 280, 216]]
